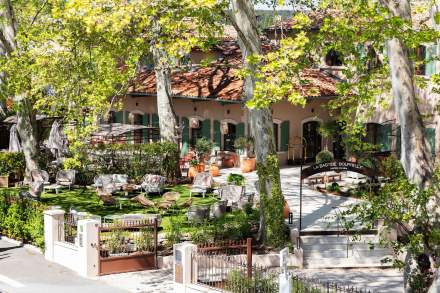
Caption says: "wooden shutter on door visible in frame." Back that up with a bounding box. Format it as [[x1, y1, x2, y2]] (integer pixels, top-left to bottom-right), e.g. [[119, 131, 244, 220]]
[[181, 117, 190, 156], [280, 120, 290, 152], [378, 124, 392, 152], [152, 113, 159, 141], [142, 113, 149, 143], [114, 111, 123, 123], [201, 119, 211, 140], [236, 122, 245, 138], [213, 120, 221, 148]]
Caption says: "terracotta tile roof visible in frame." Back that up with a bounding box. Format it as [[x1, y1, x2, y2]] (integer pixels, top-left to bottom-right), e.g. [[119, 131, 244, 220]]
[[129, 41, 338, 101]]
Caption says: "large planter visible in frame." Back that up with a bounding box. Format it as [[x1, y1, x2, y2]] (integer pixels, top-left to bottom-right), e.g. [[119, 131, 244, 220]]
[[241, 157, 256, 173], [188, 166, 198, 179], [197, 163, 205, 173], [211, 200, 227, 218], [0, 175, 9, 188], [283, 199, 290, 219], [209, 164, 220, 177], [222, 158, 235, 168], [187, 205, 210, 224]]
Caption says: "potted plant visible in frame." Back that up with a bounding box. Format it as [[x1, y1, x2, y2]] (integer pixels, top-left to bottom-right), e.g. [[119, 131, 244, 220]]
[[234, 137, 255, 173], [195, 138, 214, 172], [188, 159, 199, 179], [227, 173, 245, 186], [209, 161, 220, 177]]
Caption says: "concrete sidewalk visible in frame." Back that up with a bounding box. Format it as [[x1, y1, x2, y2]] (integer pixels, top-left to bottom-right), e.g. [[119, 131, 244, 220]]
[[0, 238, 127, 293]]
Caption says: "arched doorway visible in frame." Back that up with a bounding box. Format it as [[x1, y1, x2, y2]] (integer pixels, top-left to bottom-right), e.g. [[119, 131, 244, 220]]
[[302, 121, 322, 162], [223, 123, 236, 151]]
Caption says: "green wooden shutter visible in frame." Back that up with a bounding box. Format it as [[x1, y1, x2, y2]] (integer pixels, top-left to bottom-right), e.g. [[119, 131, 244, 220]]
[[425, 45, 436, 77], [213, 120, 221, 148], [152, 113, 159, 141], [396, 126, 401, 159], [181, 117, 189, 156], [280, 120, 290, 152], [236, 122, 245, 138], [142, 113, 149, 143], [201, 119, 211, 140], [378, 124, 392, 152], [424, 128, 436, 157], [114, 111, 123, 123], [124, 111, 130, 124]]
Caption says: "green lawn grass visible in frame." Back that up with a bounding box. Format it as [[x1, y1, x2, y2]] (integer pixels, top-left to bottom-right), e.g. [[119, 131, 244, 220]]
[[2, 185, 217, 219]]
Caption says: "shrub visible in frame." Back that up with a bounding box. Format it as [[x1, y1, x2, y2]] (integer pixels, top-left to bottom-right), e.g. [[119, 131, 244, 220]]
[[72, 142, 179, 182], [227, 173, 245, 186], [0, 152, 25, 176], [194, 138, 213, 161], [315, 150, 334, 164], [0, 190, 46, 249], [225, 269, 278, 293], [326, 182, 340, 193], [162, 215, 184, 247]]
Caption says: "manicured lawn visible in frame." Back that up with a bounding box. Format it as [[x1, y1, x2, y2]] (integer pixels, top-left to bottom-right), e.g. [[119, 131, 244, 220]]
[[2, 185, 217, 219]]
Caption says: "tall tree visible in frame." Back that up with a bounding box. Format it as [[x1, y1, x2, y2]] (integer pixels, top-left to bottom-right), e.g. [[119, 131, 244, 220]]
[[229, 0, 285, 246], [0, 0, 40, 174]]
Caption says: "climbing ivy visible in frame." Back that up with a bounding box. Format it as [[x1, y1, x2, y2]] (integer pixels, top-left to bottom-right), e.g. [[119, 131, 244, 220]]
[[256, 154, 286, 248]]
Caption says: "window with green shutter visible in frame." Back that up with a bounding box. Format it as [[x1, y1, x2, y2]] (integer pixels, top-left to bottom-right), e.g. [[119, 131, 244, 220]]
[[213, 120, 221, 148], [236, 122, 245, 138], [124, 111, 130, 124], [424, 128, 436, 157], [425, 44, 437, 77], [152, 113, 160, 142], [114, 111, 123, 123], [201, 119, 211, 140], [280, 120, 290, 152], [142, 113, 149, 143], [181, 117, 189, 156], [378, 124, 392, 152]]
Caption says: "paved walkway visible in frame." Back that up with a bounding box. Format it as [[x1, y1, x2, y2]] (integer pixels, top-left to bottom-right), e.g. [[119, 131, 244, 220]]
[[291, 268, 404, 293], [99, 269, 174, 293], [216, 166, 361, 231], [0, 238, 127, 293]]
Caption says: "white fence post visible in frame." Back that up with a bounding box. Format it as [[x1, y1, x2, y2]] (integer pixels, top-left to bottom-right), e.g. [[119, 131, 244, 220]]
[[77, 219, 100, 278], [279, 247, 292, 293], [173, 242, 197, 293], [43, 209, 65, 262]]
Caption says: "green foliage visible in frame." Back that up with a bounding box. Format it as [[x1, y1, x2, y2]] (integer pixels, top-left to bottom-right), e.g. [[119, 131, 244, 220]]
[[315, 150, 334, 164], [227, 173, 245, 186], [63, 157, 82, 171], [256, 155, 287, 248], [0, 190, 45, 249], [162, 215, 185, 247], [0, 152, 25, 176], [234, 137, 253, 153], [380, 156, 405, 180], [135, 228, 154, 252], [225, 269, 278, 293], [326, 182, 340, 193], [194, 137, 214, 161], [72, 142, 179, 182]]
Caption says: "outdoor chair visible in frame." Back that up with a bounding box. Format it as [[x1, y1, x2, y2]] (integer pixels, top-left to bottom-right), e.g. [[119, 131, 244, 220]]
[[141, 174, 166, 195], [56, 169, 76, 189], [94, 174, 129, 194], [190, 172, 214, 198], [29, 169, 50, 197], [218, 184, 245, 207]]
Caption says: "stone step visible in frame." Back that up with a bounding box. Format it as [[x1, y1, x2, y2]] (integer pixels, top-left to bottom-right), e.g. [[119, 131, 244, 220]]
[[303, 247, 392, 259], [302, 242, 387, 251], [301, 235, 379, 245], [304, 255, 393, 269]]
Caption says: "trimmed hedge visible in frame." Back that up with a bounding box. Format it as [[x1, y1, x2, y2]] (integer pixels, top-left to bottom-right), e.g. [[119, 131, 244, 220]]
[[0, 189, 45, 249], [69, 142, 180, 184]]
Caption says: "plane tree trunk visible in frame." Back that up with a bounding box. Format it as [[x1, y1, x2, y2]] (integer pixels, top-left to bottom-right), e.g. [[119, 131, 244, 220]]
[[0, 0, 39, 176], [380, 0, 439, 291], [229, 0, 285, 246]]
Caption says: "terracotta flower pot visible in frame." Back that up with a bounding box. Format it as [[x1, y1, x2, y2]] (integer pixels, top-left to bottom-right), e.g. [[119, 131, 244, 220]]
[[197, 163, 205, 173], [283, 199, 290, 219], [188, 166, 198, 179], [241, 157, 256, 173], [222, 158, 235, 168], [209, 164, 220, 177]]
